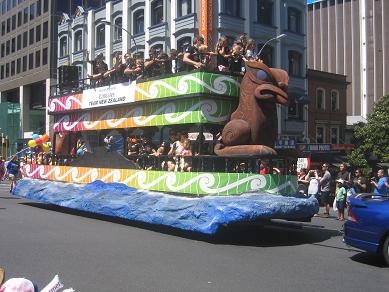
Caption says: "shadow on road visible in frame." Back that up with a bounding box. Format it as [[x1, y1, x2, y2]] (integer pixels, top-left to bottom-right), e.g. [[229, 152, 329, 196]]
[[350, 252, 388, 268], [20, 202, 341, 247]]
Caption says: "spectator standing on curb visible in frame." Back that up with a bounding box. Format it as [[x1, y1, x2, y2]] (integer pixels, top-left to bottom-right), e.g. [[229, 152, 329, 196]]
[[351, 168, 367, 194], [6, 156, 20, 193], [335, 178, 347, 220], [337, 163, 351, 187], [371, 168, 388, 195], [318, 163, 332, 217]]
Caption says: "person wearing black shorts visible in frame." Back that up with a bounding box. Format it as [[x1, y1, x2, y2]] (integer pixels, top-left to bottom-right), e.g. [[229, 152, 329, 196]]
[[318, 163, 332, 217]]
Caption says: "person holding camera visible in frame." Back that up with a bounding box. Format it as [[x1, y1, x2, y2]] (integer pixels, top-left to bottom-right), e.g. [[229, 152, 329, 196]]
[[371, 168, 388, 195]]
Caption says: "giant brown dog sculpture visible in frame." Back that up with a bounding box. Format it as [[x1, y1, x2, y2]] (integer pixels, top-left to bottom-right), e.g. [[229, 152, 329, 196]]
[[214, 61, 289, 156]]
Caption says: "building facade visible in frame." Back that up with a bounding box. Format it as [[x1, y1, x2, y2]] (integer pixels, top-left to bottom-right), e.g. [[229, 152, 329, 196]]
[[307, 69, 348, 144], [56, 0, 308, 142], [0, 0, 106, 153], [307, 0, 389, 126]]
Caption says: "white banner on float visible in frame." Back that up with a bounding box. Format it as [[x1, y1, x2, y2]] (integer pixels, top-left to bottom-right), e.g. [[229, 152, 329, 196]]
[[82, 81, 137, 109]]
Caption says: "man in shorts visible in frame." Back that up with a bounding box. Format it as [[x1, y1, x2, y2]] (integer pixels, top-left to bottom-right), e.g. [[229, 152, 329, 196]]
[[319, 163, 332, 217]]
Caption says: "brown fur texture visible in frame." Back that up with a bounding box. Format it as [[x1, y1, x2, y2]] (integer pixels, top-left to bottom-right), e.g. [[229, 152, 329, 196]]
[[214, 61, 289, 156]]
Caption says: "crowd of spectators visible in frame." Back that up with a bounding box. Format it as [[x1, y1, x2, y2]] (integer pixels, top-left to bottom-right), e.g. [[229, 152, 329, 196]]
[[298, 163, 388, 220], [83, 33, 264, 88]]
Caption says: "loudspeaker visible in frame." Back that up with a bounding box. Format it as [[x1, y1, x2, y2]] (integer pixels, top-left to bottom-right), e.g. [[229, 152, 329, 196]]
[[58, 65, 79, 90]]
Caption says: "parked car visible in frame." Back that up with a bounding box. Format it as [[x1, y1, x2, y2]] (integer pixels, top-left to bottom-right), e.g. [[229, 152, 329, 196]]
[[344, 193, 389, 265]]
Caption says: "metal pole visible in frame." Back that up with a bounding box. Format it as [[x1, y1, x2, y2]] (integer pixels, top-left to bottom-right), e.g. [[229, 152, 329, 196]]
[[1, 133, 3, 158], [5, 136, 8, 159]]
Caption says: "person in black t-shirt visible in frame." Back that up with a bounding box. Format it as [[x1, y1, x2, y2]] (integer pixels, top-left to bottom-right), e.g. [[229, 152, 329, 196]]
[[229, 43, 245, 75], [183, 36, 205, 71], [215, 36, 231, 71]]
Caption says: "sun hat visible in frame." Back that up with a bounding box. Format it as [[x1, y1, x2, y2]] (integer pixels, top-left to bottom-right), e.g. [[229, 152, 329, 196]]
[[336, 178, 344, 184]]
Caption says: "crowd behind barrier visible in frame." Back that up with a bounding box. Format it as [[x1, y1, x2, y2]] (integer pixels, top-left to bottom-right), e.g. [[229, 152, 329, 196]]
[[52, 34, 264, 96]]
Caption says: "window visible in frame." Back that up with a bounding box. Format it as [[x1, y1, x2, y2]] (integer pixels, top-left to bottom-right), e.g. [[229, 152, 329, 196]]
[[177, 0, 191, 17], [35, 50, 40, 67], [43, 0, 48, 13], [74, 30, 82, 52], [37, 0, 41, 16], [29, 28, 34, 45], [30, 3, 35, 20], [151, 0, 163, 26], [0, 43, 3, 57], [17, 34, 20, 50], [330, 90, 339, 112], [17, 11, 21, 26], [29, 52, 33, 69], [316, 88, 325, 110], [16, 57, 20, 73], [257, 0, 273, 26], [288, 7, 301, 33], [1, 1, 5, 15], [23, 31, 27, 47], [6, 18, 10, 33], [0, 65, 3, 79], [23, 7, 28, 24], [11, 14, 15, 30], [1, 21, 5, 35], [257, 44, 273, 67], [10, 60, 14, 75], [42, 47, 47, 65], [288, 50, 301, 77], [316, 126, 324, 143], [36, 24, 41, 42], [22, 55, 26, 71], [222, 0, 241, 17], [331, 127, 339, 144], [59, 37, 67, 57], [113, 17, 122, 41], [177, 37, 191, 53], [133, 9, 144, 34], [11, 37, 14, 52], [288, 101, 303, 120], [5, 63, 9, 77], [5, 40, 9, 55], [95, 24, 105, 47], [43, 21, 48, 38]]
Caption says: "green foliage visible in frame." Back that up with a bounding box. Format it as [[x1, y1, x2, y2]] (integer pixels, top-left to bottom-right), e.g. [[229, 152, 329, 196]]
[[348, 96, 389, 170]]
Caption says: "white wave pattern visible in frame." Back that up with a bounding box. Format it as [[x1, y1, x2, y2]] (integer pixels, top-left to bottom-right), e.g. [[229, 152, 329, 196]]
[[135, 75, 240, 99], [48, 96, 82, 112], [54, 100, 228, 131]]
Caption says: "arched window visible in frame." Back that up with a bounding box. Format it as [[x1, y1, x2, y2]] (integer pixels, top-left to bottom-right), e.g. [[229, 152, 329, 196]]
[[59, 36, 68, 57], [133, 9, 144, 34], [316, 88, 325, 111], [151, 0, 163, 26], [257, 0, 273, 26], [114, 17, 122, 41], [288, 7, 302, 33], [288, 50, 302, 77], [330, 90, 339, 112], [177, 37, 191, 53], [95, 23, 105, 48], [74, 30, 82, 52]]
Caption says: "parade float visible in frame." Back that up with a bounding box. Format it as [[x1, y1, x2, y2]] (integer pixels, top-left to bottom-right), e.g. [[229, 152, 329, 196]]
[[14, 61, 318, 234]]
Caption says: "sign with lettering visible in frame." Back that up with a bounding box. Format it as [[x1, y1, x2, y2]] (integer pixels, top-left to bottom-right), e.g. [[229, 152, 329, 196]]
[[82, 81, 136, 109], [297, 143, 331, 152], [199, 0, 215, 49], [297, 157, 311, 173]]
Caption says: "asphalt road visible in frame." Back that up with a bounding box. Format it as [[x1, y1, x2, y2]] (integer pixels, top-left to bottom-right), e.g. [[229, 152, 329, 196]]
[[0, 181, 388, 292]]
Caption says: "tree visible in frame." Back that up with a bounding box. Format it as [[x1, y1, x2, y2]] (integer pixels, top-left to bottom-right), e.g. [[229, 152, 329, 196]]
[[348, 96, 389, 171]]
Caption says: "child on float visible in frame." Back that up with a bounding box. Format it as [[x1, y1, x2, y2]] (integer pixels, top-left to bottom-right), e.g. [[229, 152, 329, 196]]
[[178, 138, 193, 172]]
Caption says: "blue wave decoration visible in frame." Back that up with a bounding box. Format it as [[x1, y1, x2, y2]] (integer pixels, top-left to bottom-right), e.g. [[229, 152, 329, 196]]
[[13, 179, 319, 234]]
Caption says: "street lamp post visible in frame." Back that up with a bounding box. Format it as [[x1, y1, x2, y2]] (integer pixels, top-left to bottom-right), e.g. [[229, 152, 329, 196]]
[[257, 34, 287, 58], [101, 20, 138, 54]]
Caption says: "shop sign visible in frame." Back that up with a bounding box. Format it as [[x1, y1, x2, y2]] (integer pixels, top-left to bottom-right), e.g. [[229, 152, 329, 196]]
[[297, 143, 331, 152]]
